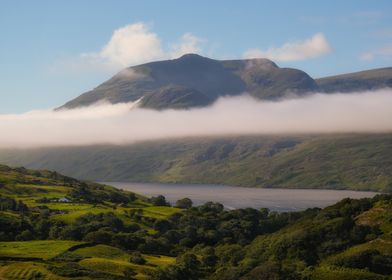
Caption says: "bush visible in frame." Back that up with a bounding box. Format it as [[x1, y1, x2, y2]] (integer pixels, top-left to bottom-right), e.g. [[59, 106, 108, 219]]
[[176, 198, 193, 209], [151, 195, 169, 206], [129, 251, 146, 265]]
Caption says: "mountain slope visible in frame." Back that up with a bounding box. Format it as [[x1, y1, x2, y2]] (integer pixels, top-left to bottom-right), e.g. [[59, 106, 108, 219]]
[[59, 54, 318, 110], [1, 134, 391, 192], [316, 67, 392, 93]]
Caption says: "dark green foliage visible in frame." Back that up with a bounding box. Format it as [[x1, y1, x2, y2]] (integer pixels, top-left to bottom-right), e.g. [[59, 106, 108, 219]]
[[129, 251, 146, 265], [123, 267, 137, 279], [152, 253, 202, 280], [153, 219, 172, 233], [0, 196, 28, 212], [175, 198, 193, 209], [70, 182, 134, 204], [332, 250, 392, 275], [150, 195, 169, 206]]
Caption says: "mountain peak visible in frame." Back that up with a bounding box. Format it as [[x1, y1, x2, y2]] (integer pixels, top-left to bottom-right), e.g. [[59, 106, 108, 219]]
[[177, 53, 206, 60], [175, 53, 214, 63]]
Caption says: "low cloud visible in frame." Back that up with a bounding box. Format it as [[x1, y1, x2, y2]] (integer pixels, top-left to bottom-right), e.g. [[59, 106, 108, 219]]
[[0, 90, 391, 148], [243, 33, 331, 61]]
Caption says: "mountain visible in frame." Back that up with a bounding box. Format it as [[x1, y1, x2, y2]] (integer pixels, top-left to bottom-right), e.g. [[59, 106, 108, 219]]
[[59, 54, 318, 110], [1, 134, 391, 192], [316, 67, 392, 93], [60, 54, 392, 110]]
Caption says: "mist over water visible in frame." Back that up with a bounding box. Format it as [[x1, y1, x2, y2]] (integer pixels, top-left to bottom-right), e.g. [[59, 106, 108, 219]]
[[1, 89, 392, 148]]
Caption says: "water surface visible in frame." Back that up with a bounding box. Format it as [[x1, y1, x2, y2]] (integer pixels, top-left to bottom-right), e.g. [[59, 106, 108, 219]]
[[107, 182, 378, 212]]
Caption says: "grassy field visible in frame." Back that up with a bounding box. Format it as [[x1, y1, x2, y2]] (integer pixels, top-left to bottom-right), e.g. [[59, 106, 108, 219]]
[[0, 242, 176, 279], [142, 206, 182, 219], [0, 243, 176, 280], [72, 244, 176, 265], [1, 184, 69, 206], [0, 241, 85, 260], [0, 262, 69, 280], [72, 244, 129, 260], [73, 244, 175, 279], [309, 265, 388, 280]]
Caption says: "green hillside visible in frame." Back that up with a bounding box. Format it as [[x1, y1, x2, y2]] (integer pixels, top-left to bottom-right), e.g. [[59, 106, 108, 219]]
[[0, 164, 180, 279], [1, 134, 392, 192], [207, 196, 392, 280], [0, 164, 391, 279]]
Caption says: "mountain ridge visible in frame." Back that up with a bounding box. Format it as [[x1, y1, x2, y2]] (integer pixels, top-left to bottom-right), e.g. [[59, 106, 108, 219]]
[[59, 54, 318, 110], [316, 67, 392, 92], [59, 53, 392, 110]]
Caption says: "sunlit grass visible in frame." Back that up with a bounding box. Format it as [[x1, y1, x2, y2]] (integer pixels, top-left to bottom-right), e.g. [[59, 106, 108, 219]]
[[0, 240, 84, 260]]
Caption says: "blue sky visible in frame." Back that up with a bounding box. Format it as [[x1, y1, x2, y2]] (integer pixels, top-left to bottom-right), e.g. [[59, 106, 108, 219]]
[[1, 0, 392, 113]]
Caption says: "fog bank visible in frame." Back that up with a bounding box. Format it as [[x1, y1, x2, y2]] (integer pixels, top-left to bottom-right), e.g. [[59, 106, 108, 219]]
[[1, 89, 392, 148]]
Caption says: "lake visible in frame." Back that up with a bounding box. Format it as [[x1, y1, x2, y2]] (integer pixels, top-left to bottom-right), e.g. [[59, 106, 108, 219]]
[[106, 182, 379, 212]]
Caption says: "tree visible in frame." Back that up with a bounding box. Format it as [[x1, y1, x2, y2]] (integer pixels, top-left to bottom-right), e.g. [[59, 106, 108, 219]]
[[83, 229, 113, 244], [151, 195, 168, 206], [16, 230, 34, 241], [153, 219, 172, 233], [176, 198, 193, 209]]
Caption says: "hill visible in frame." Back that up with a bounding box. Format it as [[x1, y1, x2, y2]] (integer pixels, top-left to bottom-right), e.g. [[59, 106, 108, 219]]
[[1, 134, 392, 192], [59, 54, 318, 110], [0, 164, 180, 279], [316, 67, 392, 93], [0, 164, 391, 279]]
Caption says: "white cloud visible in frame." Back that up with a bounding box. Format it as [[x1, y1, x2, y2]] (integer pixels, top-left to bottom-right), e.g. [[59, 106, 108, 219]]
[[169, 33, 203, 58], [360, 45, 392, 61], [243, 33, 332, 61], [98, 22, 164, 68], [63, 22, 204, 73], [0, 89, 391, 148]]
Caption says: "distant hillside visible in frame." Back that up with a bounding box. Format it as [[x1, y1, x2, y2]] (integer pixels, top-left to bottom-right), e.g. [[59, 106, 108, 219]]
[[316, 67, 392, 93], [59, 54, 318, 110], [1, 134, 391, 192]]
